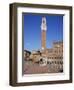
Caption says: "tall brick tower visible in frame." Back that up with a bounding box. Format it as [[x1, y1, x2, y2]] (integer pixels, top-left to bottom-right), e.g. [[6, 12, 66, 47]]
[[41, 17, 47, 50]]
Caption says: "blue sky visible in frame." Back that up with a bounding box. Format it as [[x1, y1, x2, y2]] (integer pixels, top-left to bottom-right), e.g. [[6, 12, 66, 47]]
[[23, 13, 63, 51]]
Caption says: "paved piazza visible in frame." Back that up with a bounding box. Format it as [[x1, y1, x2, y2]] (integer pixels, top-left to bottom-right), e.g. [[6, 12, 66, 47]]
[[24, 60, 63, 74]]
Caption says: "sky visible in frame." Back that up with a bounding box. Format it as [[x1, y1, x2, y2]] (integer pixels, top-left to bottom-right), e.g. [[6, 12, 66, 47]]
[[23, 13, 63, 51]]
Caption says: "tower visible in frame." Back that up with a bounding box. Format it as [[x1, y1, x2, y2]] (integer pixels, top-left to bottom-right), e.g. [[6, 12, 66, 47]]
[[41, 17, 47, 50]]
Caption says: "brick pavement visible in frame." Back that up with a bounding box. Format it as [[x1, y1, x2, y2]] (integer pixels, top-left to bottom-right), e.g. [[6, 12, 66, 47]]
[[24, 61, 63, 74]]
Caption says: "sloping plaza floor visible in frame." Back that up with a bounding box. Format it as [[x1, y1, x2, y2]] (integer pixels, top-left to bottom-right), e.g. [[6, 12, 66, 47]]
[[24, 60, 63, 74]]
